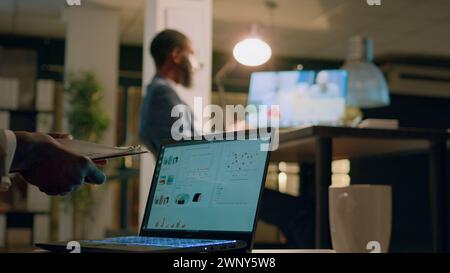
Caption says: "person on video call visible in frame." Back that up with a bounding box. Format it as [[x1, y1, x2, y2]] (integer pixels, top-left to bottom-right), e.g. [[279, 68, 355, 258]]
[[139, 29, 315, 248], [309, 70, 340, 98], [0, 129, 106, 195]]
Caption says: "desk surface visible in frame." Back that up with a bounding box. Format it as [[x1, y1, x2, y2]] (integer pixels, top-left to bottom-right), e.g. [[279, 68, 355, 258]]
[[272, 126, 450, 162]]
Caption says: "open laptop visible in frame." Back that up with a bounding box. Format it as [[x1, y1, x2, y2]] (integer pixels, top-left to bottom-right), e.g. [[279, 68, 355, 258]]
[[36, 130, 272, 253], [247, 70, 348, 130]]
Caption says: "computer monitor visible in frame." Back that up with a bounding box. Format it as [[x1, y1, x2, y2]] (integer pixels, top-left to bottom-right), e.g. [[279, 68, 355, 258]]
[[247, 70, 348, 128], [142, 137, 271, 233]]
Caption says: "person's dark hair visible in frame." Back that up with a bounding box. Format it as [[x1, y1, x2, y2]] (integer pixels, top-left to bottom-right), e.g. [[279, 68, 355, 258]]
[[150, 29, 188, 68]]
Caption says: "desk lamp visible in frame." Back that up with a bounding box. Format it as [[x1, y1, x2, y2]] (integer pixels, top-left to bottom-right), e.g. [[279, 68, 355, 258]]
[[215, 24, 272, 109], [342, 36, 390, 108]]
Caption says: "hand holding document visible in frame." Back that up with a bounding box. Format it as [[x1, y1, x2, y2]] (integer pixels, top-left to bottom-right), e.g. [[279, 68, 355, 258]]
[[9, 132, 127, 195], [56, 139, 148, 161]]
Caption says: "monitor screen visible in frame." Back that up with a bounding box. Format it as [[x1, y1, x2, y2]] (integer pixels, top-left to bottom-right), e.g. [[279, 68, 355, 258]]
[[143, 139, 269, 233], [247, 70, 348, 128]]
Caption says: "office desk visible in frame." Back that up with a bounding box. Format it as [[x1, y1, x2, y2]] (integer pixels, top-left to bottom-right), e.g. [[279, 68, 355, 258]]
[[271, 126, 449, 252]]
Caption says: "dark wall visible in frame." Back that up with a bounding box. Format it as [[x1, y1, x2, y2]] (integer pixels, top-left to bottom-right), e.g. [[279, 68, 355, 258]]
[[363, 95, 450, 129]]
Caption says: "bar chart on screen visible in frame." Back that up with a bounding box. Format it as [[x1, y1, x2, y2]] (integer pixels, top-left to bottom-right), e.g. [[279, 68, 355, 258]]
[[154, 217, 187, 229]]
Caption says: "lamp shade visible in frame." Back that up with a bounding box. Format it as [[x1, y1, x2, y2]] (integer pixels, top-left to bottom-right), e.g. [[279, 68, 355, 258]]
[[342, 36, 390, 108], [233, 38, 272, 67]]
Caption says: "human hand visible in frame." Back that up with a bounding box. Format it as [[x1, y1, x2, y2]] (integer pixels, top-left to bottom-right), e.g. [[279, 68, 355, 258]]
[[48, 132, 107, 166], [11, 132, 106, 196], [48, 132, 74, 140]]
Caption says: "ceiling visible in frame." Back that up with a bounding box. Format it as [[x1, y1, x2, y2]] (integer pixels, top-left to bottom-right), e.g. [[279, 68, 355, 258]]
[[0, 0, 449, 59], [0, 0, 146, 45], [215, 0, 450, 59]]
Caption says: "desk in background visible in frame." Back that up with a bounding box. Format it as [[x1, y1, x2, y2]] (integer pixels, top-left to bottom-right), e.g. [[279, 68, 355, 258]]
[[271, 126, 449, 252]]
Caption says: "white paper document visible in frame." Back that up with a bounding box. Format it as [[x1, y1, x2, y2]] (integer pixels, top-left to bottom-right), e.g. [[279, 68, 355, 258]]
[[56, 139, 148, 160]]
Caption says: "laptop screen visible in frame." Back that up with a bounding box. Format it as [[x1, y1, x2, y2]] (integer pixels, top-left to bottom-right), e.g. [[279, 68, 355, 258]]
[[247, 70, 348, 128], [143, 138, 270, 233]]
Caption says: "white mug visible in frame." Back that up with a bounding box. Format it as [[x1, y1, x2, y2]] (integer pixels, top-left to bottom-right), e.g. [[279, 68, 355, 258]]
[[329, 185, 392, 253]]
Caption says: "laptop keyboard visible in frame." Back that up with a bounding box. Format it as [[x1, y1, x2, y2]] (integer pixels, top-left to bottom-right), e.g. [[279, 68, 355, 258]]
[[84, 236, 236, 248]]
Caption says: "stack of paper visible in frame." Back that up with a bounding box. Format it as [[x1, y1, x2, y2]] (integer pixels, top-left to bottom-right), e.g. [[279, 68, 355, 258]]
[[358, 119, 399, 130], [9, 139, 148, 173], [56, 139, 148, 161]]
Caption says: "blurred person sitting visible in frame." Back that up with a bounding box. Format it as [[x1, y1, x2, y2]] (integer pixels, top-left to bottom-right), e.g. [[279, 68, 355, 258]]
[[139, 29, 197, 154]]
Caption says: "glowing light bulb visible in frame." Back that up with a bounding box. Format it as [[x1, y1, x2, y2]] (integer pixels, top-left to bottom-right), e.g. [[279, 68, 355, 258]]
[[233, 38, 272, 67]]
